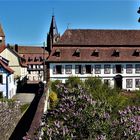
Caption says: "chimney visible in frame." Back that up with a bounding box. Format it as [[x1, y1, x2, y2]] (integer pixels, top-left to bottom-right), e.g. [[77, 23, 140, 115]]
[[15, 44, 18, 52]]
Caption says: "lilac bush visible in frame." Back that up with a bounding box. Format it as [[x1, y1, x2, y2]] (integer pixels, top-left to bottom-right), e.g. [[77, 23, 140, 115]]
[[41, 82, 140, 140]]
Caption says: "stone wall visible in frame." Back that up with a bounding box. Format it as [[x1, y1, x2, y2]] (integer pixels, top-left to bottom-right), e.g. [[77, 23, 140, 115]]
[[0, 100, 22, 140]]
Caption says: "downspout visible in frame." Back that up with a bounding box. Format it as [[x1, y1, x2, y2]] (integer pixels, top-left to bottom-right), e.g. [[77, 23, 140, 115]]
[[6, 73, 10, 99], [6, 74, 8, 98]]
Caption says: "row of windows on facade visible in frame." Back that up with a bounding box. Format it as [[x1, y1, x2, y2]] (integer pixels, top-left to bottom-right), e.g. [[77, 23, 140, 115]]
[[54, 49, 140, 57], [28, 64, 43, 69], [104, 79, 140, 88], [27, 57, 44, 62], [28, 70, 43, 74], [53, 64, 140, 74]]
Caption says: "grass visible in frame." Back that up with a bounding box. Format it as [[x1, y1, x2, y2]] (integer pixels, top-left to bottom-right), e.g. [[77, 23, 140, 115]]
[[20, 103, 30, 113]]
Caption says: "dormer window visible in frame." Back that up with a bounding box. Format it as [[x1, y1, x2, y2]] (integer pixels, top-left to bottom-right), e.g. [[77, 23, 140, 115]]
[[28, 57, 32, 62], [92, 49, 99, 57], [75, 49, 80, 57], [34, 57, 39, 62], [40, 57, 43, 62], [55, 49, 60, 57], [133, 49, 139, 56], [113, 49, 120, 57]]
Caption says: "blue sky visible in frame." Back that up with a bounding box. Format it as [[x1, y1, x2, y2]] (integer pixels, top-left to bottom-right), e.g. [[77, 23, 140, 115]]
[[0, 0, 140, 46]]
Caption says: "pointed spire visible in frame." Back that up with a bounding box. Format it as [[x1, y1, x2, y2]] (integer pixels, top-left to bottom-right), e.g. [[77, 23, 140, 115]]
[[49, 15, 59, 37], [0, 24, 5, 37]]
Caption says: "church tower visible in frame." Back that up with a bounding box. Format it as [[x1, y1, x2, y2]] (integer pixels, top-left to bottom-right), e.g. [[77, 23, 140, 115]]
[[47, 15, 60, 54], [0, 24, 5, 47]]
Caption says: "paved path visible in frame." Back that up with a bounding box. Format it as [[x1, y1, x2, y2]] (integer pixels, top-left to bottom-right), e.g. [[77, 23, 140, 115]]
[[13, 93, 35, 104]]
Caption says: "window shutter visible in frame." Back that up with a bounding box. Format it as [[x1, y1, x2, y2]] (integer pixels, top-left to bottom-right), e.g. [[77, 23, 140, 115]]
[[121, 65, 124, 73], [82, 65, 86, 74], [75, 65, 79, 74], [113, 65, 116, 74], [91, 65, 94, 74], [62, 65, 64, 74], [53, 66, 56, 74]]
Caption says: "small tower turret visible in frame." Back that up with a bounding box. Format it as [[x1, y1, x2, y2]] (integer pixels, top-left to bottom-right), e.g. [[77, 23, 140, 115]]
[[0, 24, 5, 47], [47, 15, 60, 54]]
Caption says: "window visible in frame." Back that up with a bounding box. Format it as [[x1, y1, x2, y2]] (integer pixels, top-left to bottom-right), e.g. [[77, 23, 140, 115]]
[[53, 65, 63, 74], [113, 50, 120, 57], [0, 75, 2, 84], [135, 79, 140, 88], [85, 65, 92, 74], [65, 65, 72, 74], [104, 65, 111, 74], [0, 91, 3, 98], [74, 49, 80, 57], [92, 49, 99, 57], [133, 49, 139, 56], [126, 64, 133, 74], [75, 65, 82, 74], [95, 65, 101, 74], [113, 65, 122, 74], [126, 79, 133, 88], [135, 64, 140, 73], [55, 49, 60, 57]]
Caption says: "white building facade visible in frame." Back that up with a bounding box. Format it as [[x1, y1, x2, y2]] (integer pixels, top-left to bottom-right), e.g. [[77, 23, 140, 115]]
[[47, 16, 140, 91], [50, 62, 140, 90], [0, 57, 16, 99]]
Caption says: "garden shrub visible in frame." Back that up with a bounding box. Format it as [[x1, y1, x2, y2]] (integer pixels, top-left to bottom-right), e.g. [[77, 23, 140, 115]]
[[49, 91, 58, 108], [50, 80, 62, 93], [41, 77, 140, 139], [65, 76, 84, 89]]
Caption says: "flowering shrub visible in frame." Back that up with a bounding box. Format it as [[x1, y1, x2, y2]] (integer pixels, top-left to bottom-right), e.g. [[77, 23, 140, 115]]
[[40, 78, 140, 140]]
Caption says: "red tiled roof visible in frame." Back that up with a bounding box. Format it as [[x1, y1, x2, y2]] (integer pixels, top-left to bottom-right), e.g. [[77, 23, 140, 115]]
[[56, 29, 140, 45], [18, 46, 48, 54], [22, 53, 48, 65], [0, 45, 5, 53], [0, 60, 14, 74], [48, 47, 140, 62]]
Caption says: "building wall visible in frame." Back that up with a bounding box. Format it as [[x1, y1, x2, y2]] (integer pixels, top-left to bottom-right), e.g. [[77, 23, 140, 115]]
[[50, 63, 140, 90], [27, 64, 44, 82], [0, 48, 27, 79], [0, 73, 15, 99], [7, 74, 16, 99]]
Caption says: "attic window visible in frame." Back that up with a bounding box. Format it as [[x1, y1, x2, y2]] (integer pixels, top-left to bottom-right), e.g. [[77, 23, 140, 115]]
[[133, 49, 139, 56], [28, 57, 32, 62], [113, 49, 120, 57], [40, 57, 43, 62], [75, 49, 80, 57], [92, 49, 99, 57], [55, 49, 60, 57], [34, 57, 39, 61]]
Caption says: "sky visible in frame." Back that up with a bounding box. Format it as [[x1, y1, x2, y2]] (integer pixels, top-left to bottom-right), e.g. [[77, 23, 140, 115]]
[[0, 0, 140, 46]]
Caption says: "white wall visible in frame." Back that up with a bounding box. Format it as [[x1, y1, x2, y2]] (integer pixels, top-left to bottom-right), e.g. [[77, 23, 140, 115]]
[[0, 73, 16, 99], [50, 63, 140, 90]]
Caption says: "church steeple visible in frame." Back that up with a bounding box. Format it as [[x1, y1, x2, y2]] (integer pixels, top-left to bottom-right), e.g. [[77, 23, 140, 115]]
[[47, 15, 60, 54], [0, 24, 5, 47]]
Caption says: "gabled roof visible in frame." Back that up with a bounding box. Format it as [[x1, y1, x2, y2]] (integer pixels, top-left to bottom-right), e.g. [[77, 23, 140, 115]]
[[0, 24, 5, 37], [18, 46, 48, 54], [0, 45, 5, 53], [0, 57, 14, 74], [56, 29, 140, 45], [48, 46, 140, 62], [6, 47, 27, 67]]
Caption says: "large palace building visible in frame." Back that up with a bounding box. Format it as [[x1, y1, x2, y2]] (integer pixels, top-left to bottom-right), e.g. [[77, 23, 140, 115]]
[[47, 16, 140, 91]]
